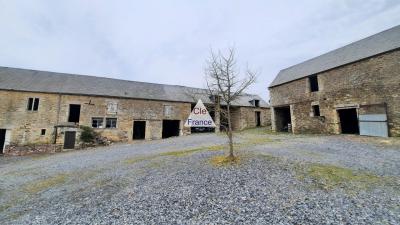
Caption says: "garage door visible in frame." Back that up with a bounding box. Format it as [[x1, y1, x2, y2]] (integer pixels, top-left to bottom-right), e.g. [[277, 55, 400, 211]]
[[359, 104, 388, 137]]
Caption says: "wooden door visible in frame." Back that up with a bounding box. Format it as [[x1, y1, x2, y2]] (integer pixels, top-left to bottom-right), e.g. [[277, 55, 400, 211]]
[[64, 131, 76, 149]]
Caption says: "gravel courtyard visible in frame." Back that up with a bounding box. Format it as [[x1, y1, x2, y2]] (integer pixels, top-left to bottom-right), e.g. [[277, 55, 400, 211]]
[[1, 128, 399, 225]]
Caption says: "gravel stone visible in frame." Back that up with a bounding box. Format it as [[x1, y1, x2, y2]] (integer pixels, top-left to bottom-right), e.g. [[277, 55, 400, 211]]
[[0, 130, 399, 224]]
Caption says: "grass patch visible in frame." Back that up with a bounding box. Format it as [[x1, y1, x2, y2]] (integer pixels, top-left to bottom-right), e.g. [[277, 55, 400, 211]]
[[160, 148, 204, 157], [206, 145, 226, 151], [258, 153, 280, 162], [210, 155, 240, 167], [159, 145, 226, 157], [123, 155, 159, 165], [146, 160, 164, 169], [23, 173, 68, 194], [243, 137, 275, 145], [124, 145, 226, 165], [301, 164, 385, 190], [0, 203, 12, 213], [296, 150, 323, 159]]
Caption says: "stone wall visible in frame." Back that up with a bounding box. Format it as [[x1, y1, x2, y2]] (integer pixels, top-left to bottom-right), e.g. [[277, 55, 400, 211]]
[[237, 107, 271, 130], [55, 94, 192, 142], [0, 91, 193, 154], [4, 143, 62, 156], [1, 90, 270, 155], [0, 91, 60, 146], [269, 49, 400, 136]]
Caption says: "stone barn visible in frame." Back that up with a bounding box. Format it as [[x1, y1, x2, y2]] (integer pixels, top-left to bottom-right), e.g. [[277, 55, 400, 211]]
[[0, 66, 270, 155], [269, 25, 400, 137]]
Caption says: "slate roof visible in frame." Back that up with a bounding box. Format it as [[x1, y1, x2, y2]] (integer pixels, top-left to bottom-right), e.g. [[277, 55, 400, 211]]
[[0, 66, 269, 108], [270, 25, 400, 87]]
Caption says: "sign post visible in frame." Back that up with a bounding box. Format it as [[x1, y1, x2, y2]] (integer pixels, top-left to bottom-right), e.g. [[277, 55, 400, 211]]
[[184, 99, 216, 128]]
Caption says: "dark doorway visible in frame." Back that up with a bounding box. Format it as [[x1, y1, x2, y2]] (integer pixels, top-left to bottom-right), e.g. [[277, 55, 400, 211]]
[[256, 112, 261, 127], [0, 129, 6, 154], [338, 108, 359, 134], [64, 131, 76, 149], [68, 104, 81, 123], [162, 120, 180, 138], [133, 121, 146, 140], [274, 106, 291, 132]]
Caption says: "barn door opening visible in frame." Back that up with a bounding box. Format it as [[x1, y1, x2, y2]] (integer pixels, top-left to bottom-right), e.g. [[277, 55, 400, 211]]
[[64, 131, 76, 149], [338, 108, 359, 134], [0, 129, 6, 154], [162, 120, 180, 138], [256, 112, 261, 127], [133, 121, 146, 140], [274, 106, 291, 132]]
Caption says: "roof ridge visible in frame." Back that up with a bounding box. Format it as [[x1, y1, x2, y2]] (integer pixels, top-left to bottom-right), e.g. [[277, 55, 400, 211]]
[[0, 66, 265, 104], [0, 66, 203, 89], [270, 24, 400, 87], [280, 24, 400, 72]]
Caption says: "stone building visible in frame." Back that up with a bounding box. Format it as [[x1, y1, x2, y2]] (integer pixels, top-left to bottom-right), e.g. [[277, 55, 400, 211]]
[[269, 25, 400, 137], [0, 66, 270, 155]]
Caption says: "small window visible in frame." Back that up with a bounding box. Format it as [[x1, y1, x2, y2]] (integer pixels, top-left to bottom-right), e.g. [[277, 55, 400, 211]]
[[106, 118, 117, 128], [41, 129, 46, 135], [254, 100, 260, 107], [309, 76, 319, 92], [27, 98, 40, 111], [312, 105, 320, 117], [92, 118, 104, 128]]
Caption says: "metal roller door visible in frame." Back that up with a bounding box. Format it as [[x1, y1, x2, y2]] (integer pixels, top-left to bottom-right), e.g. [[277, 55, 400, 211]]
[[359, 104, 389, 137]]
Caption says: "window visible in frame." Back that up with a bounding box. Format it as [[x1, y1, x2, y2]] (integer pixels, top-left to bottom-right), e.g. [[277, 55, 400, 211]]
[[309, 76, 319, 92], [68, 104, 81, 123], [92, 118, 104, 128], [164, 105, 173, 117], [41, 129, 46, 135], [27, 98, 40, 111], [254, 100, 260, 107], [312, 105, 320, 117], [106, 118, 117, 128]]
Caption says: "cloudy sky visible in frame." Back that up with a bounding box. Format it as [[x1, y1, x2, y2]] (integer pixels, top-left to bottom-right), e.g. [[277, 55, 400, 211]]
[[1, 0, 400, 100]]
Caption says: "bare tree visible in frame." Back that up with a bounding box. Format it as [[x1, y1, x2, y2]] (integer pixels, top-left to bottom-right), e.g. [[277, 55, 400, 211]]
[[205, 47, 257, 160]]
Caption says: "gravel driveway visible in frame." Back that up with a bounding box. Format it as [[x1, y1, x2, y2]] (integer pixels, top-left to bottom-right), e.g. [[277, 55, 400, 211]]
[[1, 128, 399, 224]]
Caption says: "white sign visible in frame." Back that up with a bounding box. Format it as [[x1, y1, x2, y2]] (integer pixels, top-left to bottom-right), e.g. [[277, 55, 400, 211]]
[[107, 102, 118, 114], [184, 99, 216, 127]]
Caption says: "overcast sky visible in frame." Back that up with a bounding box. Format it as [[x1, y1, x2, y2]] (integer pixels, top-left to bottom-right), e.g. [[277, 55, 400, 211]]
[[1, 0, 399, 100]]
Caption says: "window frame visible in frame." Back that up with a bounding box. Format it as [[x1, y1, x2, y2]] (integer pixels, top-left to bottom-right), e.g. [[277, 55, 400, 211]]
[[41, 129, 46, 136], [105, 118, 118, 128], [92, 117, 104, 128], [27, 97, 40, 111]]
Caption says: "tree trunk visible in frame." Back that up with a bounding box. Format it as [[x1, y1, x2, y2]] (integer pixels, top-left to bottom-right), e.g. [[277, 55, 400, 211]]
[[226, 104, 234, 158]]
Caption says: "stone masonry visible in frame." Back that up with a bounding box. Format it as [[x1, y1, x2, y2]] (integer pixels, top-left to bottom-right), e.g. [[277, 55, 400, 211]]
[[269, 49, 400, 137], [1, 90, 269, 155]]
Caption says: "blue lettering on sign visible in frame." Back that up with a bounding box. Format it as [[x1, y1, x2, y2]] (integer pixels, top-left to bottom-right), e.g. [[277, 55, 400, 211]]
[[187, 119, 212, 126]]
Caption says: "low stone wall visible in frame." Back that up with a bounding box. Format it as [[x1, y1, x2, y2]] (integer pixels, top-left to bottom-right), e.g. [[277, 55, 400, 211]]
[[4, 144, 62, 156]]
